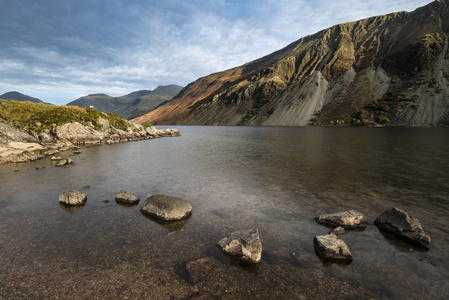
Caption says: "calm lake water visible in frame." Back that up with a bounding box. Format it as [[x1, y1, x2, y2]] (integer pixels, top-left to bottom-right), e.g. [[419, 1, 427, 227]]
[[1, 126, 448, 299]]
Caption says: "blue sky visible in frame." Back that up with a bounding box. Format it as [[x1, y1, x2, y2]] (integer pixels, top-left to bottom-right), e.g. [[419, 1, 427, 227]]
[[0, 0, 432, 105]]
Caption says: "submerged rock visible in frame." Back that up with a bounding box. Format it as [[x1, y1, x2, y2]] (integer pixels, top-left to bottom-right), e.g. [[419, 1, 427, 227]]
[[140, 194, 192, 221], [217, 228, 262, 263], [315, 210, 367, 228], [374, 207, 431, 249], [59, 190, 87, 206], [329, 226, 346, 235], [115, 190, 139, 204], [314, 234, 352, 260]]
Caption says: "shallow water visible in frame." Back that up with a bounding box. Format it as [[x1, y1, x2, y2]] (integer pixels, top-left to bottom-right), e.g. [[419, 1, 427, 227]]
[[1, 126, 448, 299]]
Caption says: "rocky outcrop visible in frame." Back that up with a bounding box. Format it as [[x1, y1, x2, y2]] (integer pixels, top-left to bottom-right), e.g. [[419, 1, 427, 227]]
[[59, 190, 87, 206], [0, 119, 180, 164], [140, 195, 192, 221], [314, 234, 352, 260], [115, 190, 139, 204], [374, 208, 431, 249], [217, 228, 263, 263], [315, 210, 367, 228], [134, 0, 449, 127]]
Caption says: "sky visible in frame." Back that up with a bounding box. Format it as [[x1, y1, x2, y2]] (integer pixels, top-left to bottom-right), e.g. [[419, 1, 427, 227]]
[[0, 0, 432, 105]]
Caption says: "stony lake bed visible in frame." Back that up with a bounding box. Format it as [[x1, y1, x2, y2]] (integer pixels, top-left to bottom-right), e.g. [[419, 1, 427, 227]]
[[1, 126, 449, 299]]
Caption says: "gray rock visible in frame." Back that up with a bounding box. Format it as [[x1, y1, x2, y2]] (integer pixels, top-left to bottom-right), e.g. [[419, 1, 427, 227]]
[[217, 228, 262, 263], [314, 234, 352, 260], [374, 207, 431, 249], [51, 156, 62, 161], [115, 190, 139, 204], [140, 194, 192, 221], [329, 226, 346, 235], [55, 158, 73, 166], [59, 190, 87, 206], [315, 210, 367, 228]]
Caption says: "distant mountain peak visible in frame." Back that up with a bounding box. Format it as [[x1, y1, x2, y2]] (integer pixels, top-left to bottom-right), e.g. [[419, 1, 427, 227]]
[[0, 91, 44, 104]]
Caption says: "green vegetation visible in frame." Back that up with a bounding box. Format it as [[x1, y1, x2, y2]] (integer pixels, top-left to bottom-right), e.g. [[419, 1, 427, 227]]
[[0, 100, 130, 132]]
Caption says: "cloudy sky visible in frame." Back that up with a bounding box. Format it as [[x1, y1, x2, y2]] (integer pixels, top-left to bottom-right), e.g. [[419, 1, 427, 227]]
[[0, 0, 431, 105]]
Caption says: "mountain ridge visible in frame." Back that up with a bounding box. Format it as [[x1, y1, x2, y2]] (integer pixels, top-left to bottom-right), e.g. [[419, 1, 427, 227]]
[[0, 91, 45, 104], [133, 0, 449, 126], [67, 84, 183, 120]]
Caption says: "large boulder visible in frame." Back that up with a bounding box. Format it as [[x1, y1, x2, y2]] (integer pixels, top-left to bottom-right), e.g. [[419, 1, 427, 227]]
[[315, 210, 367, 228], [55, 122, 108, 145], [314, 234, 352, 260], [140, 194, 192, 221], [217, 228, 262, 263], [115, 190, 139, 204], [59, 190, 87, 206], [374, 207, 431, 249]]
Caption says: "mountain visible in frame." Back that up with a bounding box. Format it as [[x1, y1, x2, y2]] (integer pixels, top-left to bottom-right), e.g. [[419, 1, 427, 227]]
[[133, 0, 449, 127], [0, 91, 44, 104], [67, 85, 183, 120]]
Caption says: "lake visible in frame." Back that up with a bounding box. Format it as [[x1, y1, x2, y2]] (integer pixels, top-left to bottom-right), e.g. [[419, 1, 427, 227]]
[[1, 126, 448, 299]]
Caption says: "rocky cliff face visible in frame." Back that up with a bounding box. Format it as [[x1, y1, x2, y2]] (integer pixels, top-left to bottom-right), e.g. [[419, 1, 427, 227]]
[[133, 0, 449, 126]]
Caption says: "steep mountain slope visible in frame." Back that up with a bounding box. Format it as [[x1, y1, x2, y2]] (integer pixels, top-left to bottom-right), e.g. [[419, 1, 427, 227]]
[[0, 91, 44, 104], [133, 0, 449, 126], [68, 85, 182, 119]]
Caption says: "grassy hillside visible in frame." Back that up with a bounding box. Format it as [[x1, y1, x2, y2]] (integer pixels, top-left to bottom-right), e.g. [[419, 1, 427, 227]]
[[0, 99, 130, 132]]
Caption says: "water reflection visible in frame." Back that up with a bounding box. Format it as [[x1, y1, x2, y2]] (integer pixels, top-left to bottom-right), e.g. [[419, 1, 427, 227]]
[[59, 203, 84, 213], [141, 212, 192, 231]]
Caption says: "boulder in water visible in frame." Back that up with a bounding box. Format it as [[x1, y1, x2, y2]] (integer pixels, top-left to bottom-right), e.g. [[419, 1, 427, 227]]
[[115, 190, 139, 204], [59, 190, 87, 206], [374, 207, 431, 249], [217, 228, 262, 263], [140, 194, 192, 221], [314, 234, 352, 260], [315, 210, 367, 228]]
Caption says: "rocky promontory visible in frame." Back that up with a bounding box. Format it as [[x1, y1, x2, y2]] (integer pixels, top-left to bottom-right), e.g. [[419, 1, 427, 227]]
[[0, 100, 180, 164]]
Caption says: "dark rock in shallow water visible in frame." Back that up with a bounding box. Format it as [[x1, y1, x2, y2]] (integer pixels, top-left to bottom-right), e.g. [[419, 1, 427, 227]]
[[140, 194, 192, 221], [314, 234, 352, 261], [55, 158, 73, 167], [329, 226, 346, 235], [315, 210, 367, 228], [59, 190, 87, 206], [217, 228, 262, 263], [374, 207, 431, 249], [115, 190, 139, 204]]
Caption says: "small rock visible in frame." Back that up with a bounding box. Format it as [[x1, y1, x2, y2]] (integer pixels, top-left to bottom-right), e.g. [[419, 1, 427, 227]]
[[315, 210, 367, 228], [314, 234, 352, 260], [102, 199, 110, 203], [59, 190, 87, 206], [46, 149, 60, 156], [51, 156, 62, 161], [140, 194, 192, 221], [374, 207, 431, 249], [14, 169, 19, 172], [73, 151, 81, 154], [330, 226, 346, 235], [35, 166, 45, 170], [83, 185, 91, 189], [217, 228, 262, 263], [55, 158, 73, 167], [115, 190, 139, 204]]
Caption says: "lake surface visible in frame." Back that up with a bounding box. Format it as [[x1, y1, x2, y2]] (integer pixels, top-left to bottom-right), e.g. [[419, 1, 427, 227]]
[[1, 126, 448, 299]]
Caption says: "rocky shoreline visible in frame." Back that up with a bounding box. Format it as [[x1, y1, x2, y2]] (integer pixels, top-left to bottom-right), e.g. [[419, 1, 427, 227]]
[[0, 119, 180, 164]]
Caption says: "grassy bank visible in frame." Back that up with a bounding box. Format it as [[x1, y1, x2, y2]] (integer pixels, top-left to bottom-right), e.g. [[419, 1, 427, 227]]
[[0, 100, 130, 132]]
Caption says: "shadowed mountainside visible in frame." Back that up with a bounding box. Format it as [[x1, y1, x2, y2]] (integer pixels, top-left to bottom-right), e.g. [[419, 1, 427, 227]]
[[0, 91, 45, 104], [133, 0, 449, 126], [68, 85, 183, 120]]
